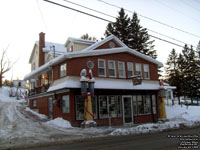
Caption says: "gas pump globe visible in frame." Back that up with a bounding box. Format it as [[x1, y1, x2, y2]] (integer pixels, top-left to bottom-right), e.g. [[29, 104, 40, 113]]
[[80, 69, 88, 95]]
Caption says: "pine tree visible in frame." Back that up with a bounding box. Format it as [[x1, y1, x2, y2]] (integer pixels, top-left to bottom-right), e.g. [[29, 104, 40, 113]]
[[178, 45, 200, 103], [128, 12, 156, 59], [105, 8, 130, 44], [105, 8, 156, 59], [165, 49, 181, 103]]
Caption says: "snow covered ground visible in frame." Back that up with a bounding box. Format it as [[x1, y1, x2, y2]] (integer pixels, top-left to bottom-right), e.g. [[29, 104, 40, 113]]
[[0, 87, 200, 149]]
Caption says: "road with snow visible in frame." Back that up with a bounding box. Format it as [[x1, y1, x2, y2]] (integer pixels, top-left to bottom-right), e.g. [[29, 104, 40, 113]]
[[15, 127, 200, 150], [0, 101, 112, 150], [0, 87, 200, 150]]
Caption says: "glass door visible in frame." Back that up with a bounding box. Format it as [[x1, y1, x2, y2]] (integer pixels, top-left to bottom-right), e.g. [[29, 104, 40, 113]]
[[122, 96, 133, 124]]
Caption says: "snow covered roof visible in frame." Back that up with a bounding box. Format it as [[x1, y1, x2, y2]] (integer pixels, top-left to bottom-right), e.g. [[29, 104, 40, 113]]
[[163, 83, 176, 90], [29, 41, 66, 63], [24, 54, 66, 80], [65, 37, 95, 46], [41, 41, 66, 53], [25, 35, 163, 80], [82, 35, 128, 52], [47, 76, 160, 92]]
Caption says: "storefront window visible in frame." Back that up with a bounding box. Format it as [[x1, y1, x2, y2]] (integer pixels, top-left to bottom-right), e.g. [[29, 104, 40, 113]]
[[108, 96, 118, 118], [117, 96, 122, 117], [75, 96, 97, 120], [99, 96, 108, 118], [152, 95, 157, 114], [137, 95, 144, 114], [144, 95, 151, 114], [75, 96, 84, 120], [92, 96, 97, 119], [62, 95, 70, 113], [132, 95, 137, 115]]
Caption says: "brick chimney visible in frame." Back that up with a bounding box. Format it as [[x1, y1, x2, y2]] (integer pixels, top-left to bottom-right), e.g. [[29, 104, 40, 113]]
[[39, 32, 45, 67]]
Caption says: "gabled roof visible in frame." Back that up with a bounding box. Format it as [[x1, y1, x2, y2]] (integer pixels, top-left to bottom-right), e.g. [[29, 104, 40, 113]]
[[25, 34, 163, 80], [65, 37, 95, 46], [28, 41, 66, 63], [41, 41, 66, 53], [82, 35, 128, 51]]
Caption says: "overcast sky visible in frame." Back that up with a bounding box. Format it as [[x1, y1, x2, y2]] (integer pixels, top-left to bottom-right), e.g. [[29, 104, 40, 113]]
[[0, 0, 199, 80]]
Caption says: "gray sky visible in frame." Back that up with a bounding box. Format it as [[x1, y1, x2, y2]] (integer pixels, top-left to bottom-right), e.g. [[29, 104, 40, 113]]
[[0, 0, 199, 80]]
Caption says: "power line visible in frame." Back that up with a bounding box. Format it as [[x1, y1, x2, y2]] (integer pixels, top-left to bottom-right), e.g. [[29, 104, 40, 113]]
[[62, 0, 116, 19], [97, 0, 200, 39], [155, 0, 200, 24], [42, 0, 111, 22], [42, 0, 195, 50], [61, 0, 196, 48], [36, 0, 48, 31]]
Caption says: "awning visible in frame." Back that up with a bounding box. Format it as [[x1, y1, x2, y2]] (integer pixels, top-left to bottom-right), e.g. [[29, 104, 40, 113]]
[[47, 76, 160, 92]]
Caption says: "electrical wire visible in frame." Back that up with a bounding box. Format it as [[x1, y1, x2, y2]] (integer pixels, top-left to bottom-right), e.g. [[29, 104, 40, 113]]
[[60, 0, 197, 48], [97, 0, 200, 39], [42, 0, 196, 50]]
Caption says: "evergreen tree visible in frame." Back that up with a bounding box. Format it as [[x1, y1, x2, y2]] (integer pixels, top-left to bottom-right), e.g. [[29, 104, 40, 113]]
[[128, 12, 156, 59], [178, 45, 200, 103], [105, 8, 130, 44], [196, 40, 200, 58], [105, 8, 156, 59], [165, 49, 181, 103]]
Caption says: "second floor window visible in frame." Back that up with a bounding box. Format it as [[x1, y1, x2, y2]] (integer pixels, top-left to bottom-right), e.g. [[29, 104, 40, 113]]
[[108, 60, 116, 77], [136, 63, 142, 77], [60, 63, 66, 78], [118, 61, 125, 78], [98, 59, 106, 77], [144, 64, 150, 79], [127, 62, 134, 78]]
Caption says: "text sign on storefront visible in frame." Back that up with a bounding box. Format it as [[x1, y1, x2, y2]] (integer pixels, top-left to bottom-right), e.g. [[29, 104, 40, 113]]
[[132, 75, 142, 86]]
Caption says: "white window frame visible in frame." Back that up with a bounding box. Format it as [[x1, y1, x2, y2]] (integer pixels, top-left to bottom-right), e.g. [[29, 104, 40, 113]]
[[60, 63, 67, 78], [62, 95, 70, 113], [98, 59, 106, 77], [127, 62, 134, 78], [143, 64, 150, 79], [136, 63, 142, 77], [118, 61, 126, 78], [108, 60, 116, 77], [32, 100, 37, 107]]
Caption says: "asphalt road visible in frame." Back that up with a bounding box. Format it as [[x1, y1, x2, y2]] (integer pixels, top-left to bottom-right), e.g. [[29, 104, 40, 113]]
[[15, 127, 200, 150]]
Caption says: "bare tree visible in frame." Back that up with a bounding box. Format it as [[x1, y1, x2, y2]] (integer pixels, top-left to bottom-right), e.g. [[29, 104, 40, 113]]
[[0, 48, 14, 87]]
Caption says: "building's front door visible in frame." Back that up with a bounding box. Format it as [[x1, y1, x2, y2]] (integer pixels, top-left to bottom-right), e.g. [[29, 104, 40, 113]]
[[48, 97, 53, 119], [122, 96, 133, 124]]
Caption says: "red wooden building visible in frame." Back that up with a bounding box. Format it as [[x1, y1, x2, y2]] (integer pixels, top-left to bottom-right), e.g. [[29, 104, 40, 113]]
[[24, 32, 163, 127]]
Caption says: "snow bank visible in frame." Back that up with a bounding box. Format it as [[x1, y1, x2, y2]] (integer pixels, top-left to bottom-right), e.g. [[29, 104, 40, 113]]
[[46, 117, 72, 128], [110, 104, 200, 136], [25, 107, 47, 120], [0, 86, 26, 102], [166, 104, 200, 122]]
